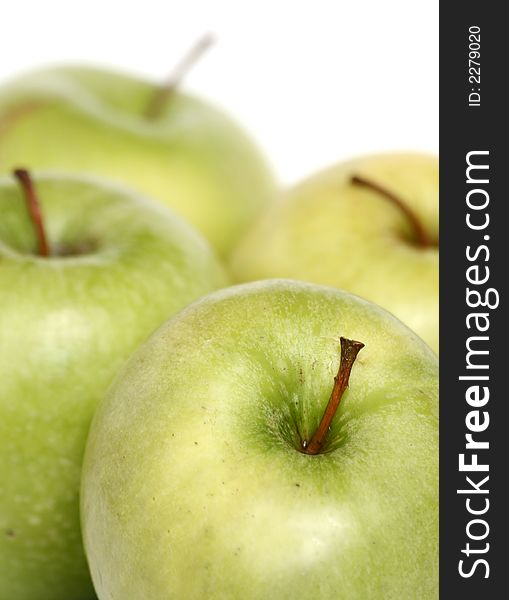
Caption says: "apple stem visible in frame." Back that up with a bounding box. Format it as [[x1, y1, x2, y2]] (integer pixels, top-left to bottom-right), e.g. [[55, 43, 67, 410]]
[[144, 33, 215, 119], [13, 168, 50, 257], [351, 174, 430, 247], [302, 337, 364, 455]]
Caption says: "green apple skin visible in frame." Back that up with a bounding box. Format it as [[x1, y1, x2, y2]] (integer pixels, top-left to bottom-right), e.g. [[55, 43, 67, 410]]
[[82, 280, 438, 600], [0, 65, 276, 257], [230, 153, 439, 352], [0, 173, 228, 600]]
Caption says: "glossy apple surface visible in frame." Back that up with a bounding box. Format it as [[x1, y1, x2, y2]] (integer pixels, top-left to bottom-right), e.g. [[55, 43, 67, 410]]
[[82, 280, 438, 599], [0, 65, 276, 256], [230, 153, 439, 352], [0, 173, 228, 600]]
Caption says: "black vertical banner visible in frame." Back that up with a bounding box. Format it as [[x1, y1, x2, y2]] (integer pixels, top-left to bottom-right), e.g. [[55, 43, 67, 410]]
[[440, 2, 506, 597]]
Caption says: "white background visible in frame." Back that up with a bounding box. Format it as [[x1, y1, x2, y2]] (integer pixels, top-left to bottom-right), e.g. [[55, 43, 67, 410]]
[[0, 0, 438, 184]]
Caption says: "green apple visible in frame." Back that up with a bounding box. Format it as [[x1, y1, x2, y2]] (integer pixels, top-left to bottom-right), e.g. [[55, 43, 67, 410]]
[[0, 171, 228, 600], [230, 153, 439, 352], [82, 279, 438, 599], [0, 62, 276, 257]]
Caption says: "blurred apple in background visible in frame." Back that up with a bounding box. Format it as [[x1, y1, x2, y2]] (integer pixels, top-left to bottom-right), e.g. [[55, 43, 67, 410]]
[[231, 153, 439, 352], [82, 280, 438, 600], [0, 39, 276, 257], [0, 171, 228, 600]]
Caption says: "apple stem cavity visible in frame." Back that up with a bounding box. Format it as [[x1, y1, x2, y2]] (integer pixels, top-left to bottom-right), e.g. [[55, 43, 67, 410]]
[[351, 174, 430, 247], [302, 337, 364, 456], [145, 33, 215, 119], [13, 168, 50, 257]]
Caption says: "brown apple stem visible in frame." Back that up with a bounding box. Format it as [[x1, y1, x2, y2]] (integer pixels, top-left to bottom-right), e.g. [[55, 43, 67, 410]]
[[144, 34, 215, 119], [351, 174, 429, 247], [302, 337, 364, 455], [13, 168, 50, 257]]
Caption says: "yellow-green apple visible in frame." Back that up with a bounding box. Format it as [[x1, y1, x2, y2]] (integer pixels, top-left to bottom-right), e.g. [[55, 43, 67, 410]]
[[230, 153, 439, 352], [0, 170, 228, 600], [0, 59, 275, 257], [81, 279, 438, 599]]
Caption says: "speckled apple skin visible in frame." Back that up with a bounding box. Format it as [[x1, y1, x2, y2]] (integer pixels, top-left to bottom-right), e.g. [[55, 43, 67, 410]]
[[82, 280, 438, 600]]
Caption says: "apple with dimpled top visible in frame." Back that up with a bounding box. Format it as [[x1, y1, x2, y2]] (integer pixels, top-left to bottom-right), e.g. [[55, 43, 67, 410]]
[[82, 279, 438, 600], [0, 169, 228, 600]]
